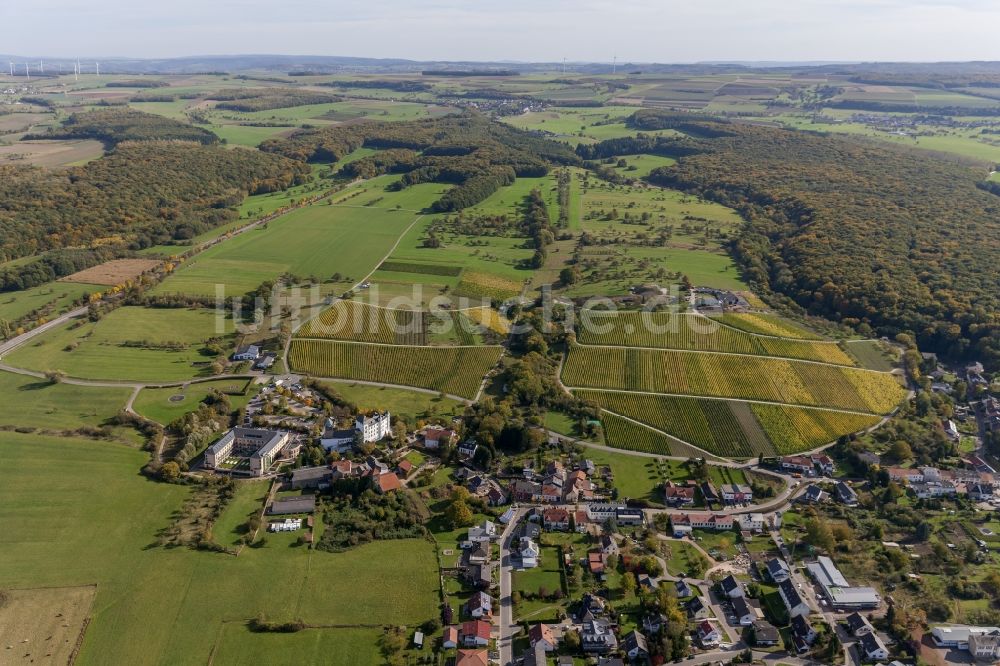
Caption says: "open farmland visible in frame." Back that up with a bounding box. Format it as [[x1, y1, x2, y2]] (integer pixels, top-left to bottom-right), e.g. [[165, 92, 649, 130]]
[[716, 312, 825, 340], [59, 258, 162, 285], [0, 281, 103, 325], [597, 410, 708, 458], [0, 431, 439, 665], [289, 338, 502, 399], [4, 306, 233, 382], [152, 198, 421, 297], [577, 389, 881, 458], [0, 585, 96, 666], [562, 345, 906, 412], [576, 311, 856, 365], [0, 370, 132, 430]]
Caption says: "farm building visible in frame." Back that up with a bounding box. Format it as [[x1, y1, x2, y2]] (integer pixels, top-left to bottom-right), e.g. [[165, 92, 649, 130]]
[[268, 495, 316, 515]]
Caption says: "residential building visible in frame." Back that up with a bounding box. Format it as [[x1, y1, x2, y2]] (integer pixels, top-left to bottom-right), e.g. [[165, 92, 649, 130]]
[[752, 620, 780, 647], [205, 428, 292, 476], [587, 551, 607, 576], [455, 649, 488, 666], [700, 481, 720, 504], [372, 471, 401, 494], [573, 510, 590, 532], [421, 425, 456, 449], [528, 623, 557, 652], [721, 483, 753, 504], [670, 512, 734, 536], [622, 630, 649, 661], [781, 455, 815, 476], [543, 508, 570, 531], [835, 481, 859, 506], [778, 578, 813, 618], [599, 535, 618, 556], [846, 612, 874, 637], [765, 557, 791, 583], [520, 537, 540, 568], [687, 596, 710, 620], [812, 454, 835, 475], [663, 481, 696, 506], [581, 618, 618, 654], [464, 591, 493, 619], [355, 411, 391, 443], [800, 484, 828, 504], [791, 614, 818, 646], [697, 620, 721, 646], [442, 625, 458, 649], [457, 439, 479, 460], [232, 345, 260, 361], [467, 520, 497, 543], [586, 502, 626, 523], [459, 620, 491, 647], [616, 507, 644, 526], [319, 418, 356, 452], [675, 579, 693, 598], [858, 632, 889, 661], [739, 512, 765, 532], [720, 574, 743, 599], [969, 631, 1000, 660], [732, 596, 756, 626]]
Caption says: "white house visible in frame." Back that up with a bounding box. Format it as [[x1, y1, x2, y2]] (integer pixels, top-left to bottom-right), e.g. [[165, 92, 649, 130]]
[[739, 513, 765, 532], [467, 520, 497, 543], [520, 537, 540, 568], [697, 620, 721, 646], [356, 411, 391, 443], [232, 345, 260, 361], [858, 632, 889, 661], [779, 579, 813, 618]]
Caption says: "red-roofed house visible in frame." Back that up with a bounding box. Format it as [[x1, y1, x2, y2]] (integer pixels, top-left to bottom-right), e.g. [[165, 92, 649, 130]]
[[455, 649, 488, 666], [573, 510, 590, 533], [543, 508, 570, 531], [374, 471, 402, 494], [422, 426, 457, 450], [460, 620, 491, 647], [443, 625, 459, 649], [396, 459, 414, 477], [663, 481, 696, 506], [529, 623, 557, 651]]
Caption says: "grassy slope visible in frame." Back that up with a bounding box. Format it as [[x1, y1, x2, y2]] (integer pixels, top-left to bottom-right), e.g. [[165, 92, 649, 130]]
[[5, 307, 234, 382], [0, 432, 439, 666], [133, 378, 254, 425], [0, 370, 132, 429]]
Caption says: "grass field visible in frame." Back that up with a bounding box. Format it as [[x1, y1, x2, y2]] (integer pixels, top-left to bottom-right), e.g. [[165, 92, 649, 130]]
[[211, 625, 384, 665], [0, 431, 440, 665], [133, 378, 254, 425], [289, 339, 501, 399], [578, 389, 881, 458], [0, 585, 96, 665], [0, 370, 132, 430], [5, 306, 234, 382], [576, 311, 855, 365], [563, 344, 905, 413], [845, 339, 899, 372], [153, 199, 421, 297], [0, 281, 103, 324], [318, 380, 465, 421]]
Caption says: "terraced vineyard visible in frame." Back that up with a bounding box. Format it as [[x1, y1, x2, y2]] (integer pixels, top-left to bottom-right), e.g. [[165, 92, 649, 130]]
[[717, 312, 824, 340], [577, 390, 774, 458], [599, 411, 680, 456], [454, 270, 523, 301], [298, 300, 425, 344], [562, 345, 906, 412], [750, 404, 882, 454], [578, 389, 881, 458], [289, 339, 502, 399], [576, 311, 855, 365]]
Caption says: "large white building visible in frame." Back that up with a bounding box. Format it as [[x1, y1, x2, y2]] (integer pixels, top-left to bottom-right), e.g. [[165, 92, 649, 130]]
[[205, 427, 292, 476], [806, 556, 880, 610], [356, 411, 392, 443]]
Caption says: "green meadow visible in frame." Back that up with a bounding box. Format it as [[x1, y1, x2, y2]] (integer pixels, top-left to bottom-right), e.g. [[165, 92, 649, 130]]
[[5, 306, 234, 382], [0, 281, 103, 324], [152, 202, 422, 297], [0, 431, 439, 666], [318, 379, 465, 421], [133, 378, 256, 425], [0, 370, 132, 430]]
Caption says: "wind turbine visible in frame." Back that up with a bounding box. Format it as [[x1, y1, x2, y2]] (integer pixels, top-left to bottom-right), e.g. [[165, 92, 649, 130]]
[[95, 61, 99, 76], [39, 60, 43, 73], [612, 53, 617, 75], [8, 62, 12, 77], [24, 62, 29, 80]]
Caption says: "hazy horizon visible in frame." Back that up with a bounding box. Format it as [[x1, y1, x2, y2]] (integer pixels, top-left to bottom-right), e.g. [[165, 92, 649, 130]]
[[3, 0, 999, 64]]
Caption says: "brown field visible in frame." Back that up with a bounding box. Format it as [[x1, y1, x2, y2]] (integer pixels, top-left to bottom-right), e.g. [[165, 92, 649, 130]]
[[0, 585, 96, 665], [60, 259, 163, 286], [0, 113, 53, 133], [0, 139, 104, 168]]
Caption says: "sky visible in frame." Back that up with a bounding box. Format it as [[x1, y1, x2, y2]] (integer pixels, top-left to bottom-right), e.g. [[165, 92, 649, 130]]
[[2, 0, 999, 63]]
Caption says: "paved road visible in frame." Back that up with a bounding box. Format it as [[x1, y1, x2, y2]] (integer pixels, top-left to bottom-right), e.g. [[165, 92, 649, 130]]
[[0, 305, 88, 358], [497, 507, 528, 666]]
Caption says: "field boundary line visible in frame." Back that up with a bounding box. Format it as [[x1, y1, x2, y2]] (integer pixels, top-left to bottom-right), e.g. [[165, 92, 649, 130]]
[[598, 407, 728, 462], [565, 385, 886, 416], [572, 340, 883, 371], [310, 376, 472, 404], [579, 309, 838, 344], [291, 337, 502, 350]]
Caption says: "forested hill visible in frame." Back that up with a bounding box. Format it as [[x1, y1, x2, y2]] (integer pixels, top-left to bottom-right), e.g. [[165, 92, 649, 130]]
[[25, 108, 219, 147], [261, 112, 579, 211], [622, 112, 998, 368], [0, 142, 308, 290]]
